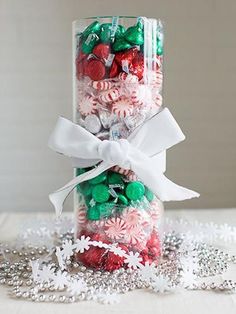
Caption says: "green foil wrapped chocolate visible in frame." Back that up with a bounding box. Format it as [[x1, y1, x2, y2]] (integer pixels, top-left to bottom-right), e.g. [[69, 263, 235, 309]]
[[100, 23, 112, 43], [89, 171, 107, 185], [113, 38, 132, 52], [81, 33, 99, 54], [145, 187, 154, 202], [97, 202, 114, 218], [125, 181, 145, 201], [82, 21, 101, 38], [87, 207, 100, 220], [124, 21, 144, 45], [156, 38, 163, 55], [115, 25, 126, 39], [92, 184, 110, 203], [108, 172, 123, 185], [117, 193, 129, 205], [79, 181, 92, 196], [100, 23, 126, 43]]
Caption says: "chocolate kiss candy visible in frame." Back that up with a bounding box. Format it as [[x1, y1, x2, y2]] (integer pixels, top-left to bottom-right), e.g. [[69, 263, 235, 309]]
[[82, 21, 101, 38], [130, 53, 144, 80], [84, 114, 102, 134], [87, 207, 100, 220], [125, 181, 145, 201], [109, 60, 120, 78], [145, 187, 154, 202], [117, 194, 129, 205], [93, 43, 110, 59], [100, 23, 113, 43], [113, 38, 132, 52], [79, 181, 92, 197], [156, 40, 163, 55], [86, 59, 106, 81], [108, 172, 123, 185], [114, 47, 139, 66], [92, 184, 110, 203], [115, 25, 126, 39], [124, 23, 144, 45], [98, 108, 117, 129], [97, 202, 114, 218], [76, 56, 89, 79], [89, 171, 107, 185], [81, 33, 99, 54]]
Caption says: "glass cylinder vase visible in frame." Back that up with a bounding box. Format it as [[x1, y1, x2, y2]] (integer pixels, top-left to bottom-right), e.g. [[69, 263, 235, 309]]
[[72, 16, 164, 270]]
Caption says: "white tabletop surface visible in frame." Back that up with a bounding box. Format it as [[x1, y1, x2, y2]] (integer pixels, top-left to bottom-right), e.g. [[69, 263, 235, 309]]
[[0, 209, 236, 314]]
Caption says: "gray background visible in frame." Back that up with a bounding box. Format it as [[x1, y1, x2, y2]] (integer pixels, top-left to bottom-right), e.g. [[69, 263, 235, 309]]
[[0, 0, 236, 212]]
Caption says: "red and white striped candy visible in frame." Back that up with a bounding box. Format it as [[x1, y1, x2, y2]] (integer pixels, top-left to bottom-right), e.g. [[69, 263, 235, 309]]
[[118, 72, 128, 81], [151, 70, 163, 89], [152, 92, 162, 108], [91, 80, 113, 91], [125, 73, 139, 84], [77, 206, 87, 225], [78, 95, 97, 116], [98, 87, 120, 103], [112, 96, 133, 118], [111, 166, 130, 176], [124, 225, 145, 245], [126, 171, 138, 182], [131, 85, 152, 107]]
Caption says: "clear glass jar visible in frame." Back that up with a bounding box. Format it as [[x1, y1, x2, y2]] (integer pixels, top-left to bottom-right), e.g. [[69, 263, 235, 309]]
[[72, 16, 164, 270]]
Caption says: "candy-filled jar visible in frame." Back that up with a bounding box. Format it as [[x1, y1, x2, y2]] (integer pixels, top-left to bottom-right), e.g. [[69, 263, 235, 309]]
[[73, 16, 164, 270]]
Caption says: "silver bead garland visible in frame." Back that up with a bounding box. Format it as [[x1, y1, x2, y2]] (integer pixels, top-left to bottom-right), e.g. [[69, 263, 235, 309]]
[[0, 229, 236, 304]]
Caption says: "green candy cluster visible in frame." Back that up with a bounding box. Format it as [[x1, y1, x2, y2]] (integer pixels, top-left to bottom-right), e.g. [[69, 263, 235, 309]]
[[79, 18, 163, 55], [76, 168, 154, 221]]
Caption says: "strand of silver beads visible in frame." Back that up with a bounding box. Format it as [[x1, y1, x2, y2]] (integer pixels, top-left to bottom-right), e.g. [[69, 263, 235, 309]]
[[0, 232, 236, 303]]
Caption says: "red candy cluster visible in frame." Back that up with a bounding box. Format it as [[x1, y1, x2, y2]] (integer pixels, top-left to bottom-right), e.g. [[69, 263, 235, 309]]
[[76, 44, 161, 82], [76, 230, 161, 271]]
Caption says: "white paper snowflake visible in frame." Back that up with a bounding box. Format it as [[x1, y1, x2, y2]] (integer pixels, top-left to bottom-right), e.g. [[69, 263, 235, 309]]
[[181, 270, 197, 289], [37, 264, 55, 283], [139, 262, 157, 281], [232, 227, 236, 242], [55, 247, 66, 270], [204, 222, 219, 242], [219, 223, 233, 242], [61, 239, 75, 259], [29, 260, 40, 282], [74, 235, 91, 253], [124, 251, 142, 269], [51, 270, 69, 290], [98, 293, 120, 305], [67, 278, 87, 296], [151, 275, 171, 293]]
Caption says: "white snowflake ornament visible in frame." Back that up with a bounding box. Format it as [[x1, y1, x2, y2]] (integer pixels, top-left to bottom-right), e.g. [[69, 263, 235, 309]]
[[55, 246, 66, 270], [124, 251, 142, 269], [67, 278, 87, 296], [61, 239, 75, 259], [139, 262, 157, 281], [151, 275, 171, 293], [51, 270, 69, 290], [74, 235, 91, 253], [98, 293, 120, 305]]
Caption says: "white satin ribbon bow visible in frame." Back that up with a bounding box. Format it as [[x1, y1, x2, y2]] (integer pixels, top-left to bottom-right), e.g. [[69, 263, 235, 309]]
[[48, 108, 199, 216]]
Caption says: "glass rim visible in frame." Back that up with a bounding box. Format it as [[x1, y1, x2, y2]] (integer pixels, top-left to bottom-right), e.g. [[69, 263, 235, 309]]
[[72, 16, 159, 25]]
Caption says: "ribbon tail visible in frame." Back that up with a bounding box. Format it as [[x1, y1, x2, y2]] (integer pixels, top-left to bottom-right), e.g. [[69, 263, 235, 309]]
[[147, 172, 200, 201], [49, 162, 112, 217], [131, 155, 200, 202]]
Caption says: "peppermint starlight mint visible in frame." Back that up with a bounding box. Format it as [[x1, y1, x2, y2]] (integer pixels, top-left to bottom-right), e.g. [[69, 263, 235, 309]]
[[0, 16, 236, 305]]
